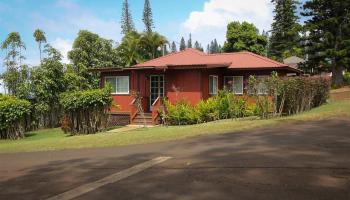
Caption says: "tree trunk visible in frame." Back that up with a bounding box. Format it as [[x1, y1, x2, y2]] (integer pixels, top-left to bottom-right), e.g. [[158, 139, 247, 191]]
[[331, 58, 344, 87]]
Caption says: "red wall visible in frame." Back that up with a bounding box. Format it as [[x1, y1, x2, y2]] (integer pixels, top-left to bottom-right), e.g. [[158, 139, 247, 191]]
[[101, 68, 290, 113], [165, 70, 202, 106]]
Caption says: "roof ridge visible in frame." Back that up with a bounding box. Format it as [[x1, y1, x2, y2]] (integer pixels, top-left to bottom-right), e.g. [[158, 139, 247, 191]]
[[244, 52, 286, 66], [134, 48, 205, 67]]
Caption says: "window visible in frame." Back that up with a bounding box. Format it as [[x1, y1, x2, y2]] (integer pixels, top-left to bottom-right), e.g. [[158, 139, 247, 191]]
[[257, 76, 268, 95], [105, 76, 129, 94], [209, 75, 218, 95], [224, 76, 243, 94]]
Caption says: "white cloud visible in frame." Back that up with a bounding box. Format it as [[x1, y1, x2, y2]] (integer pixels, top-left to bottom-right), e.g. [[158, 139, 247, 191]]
[[31, 1, 122, 42], [181, 0, 274, 46], [51, 38, 72, 64]]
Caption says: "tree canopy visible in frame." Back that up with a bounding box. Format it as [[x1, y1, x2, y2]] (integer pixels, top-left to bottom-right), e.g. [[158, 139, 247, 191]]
[[302, 0, 350, 86], [223, 21, 268, 55], [142, 0, 154, 32], [121, 0, 135, 34], [269, 0, 302, 61]]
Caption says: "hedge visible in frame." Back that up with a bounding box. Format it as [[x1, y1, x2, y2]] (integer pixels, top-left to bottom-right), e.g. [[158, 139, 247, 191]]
[[163, 75, 330, 125], [60, 88, 112, 135], [0, 95, 31, 139]]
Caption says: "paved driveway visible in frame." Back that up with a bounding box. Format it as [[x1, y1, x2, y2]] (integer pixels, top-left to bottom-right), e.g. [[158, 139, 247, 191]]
[[1, 118, 350, 200]]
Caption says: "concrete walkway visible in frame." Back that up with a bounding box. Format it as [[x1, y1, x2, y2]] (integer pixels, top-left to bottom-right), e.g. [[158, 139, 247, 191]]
[[106, 125, 154, 134]]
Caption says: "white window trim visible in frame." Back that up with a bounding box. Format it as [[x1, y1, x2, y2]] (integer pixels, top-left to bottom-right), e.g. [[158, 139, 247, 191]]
[[224, 76, 244, 95], [209, 75, 219, 95], [105, 76, 130, 95]]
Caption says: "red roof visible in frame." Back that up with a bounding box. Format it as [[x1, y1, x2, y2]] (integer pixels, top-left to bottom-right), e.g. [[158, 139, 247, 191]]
[[134, 48, 295, 71]]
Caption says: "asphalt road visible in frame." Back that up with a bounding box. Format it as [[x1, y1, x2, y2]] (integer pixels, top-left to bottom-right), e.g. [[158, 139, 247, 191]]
[[1, 118, 350, 200]]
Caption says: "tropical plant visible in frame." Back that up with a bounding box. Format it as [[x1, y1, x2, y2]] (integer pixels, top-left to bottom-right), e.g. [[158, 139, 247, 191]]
[[33, 29, 47, 63], [140, 31, 168, 59], [1, 32, 26, 96]]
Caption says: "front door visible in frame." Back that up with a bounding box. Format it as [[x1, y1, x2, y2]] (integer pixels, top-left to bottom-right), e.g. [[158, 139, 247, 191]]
[[150, 75, 164, 111]]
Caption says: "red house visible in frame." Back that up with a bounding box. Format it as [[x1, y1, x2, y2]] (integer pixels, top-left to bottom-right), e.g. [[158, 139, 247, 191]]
[[95, 49, 300, 125]]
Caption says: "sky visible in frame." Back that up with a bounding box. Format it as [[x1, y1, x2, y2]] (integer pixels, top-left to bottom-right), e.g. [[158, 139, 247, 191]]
[[0, 0, 307, 83]]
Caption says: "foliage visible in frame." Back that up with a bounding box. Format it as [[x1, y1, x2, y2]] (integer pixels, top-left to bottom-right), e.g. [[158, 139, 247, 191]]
[[223, 21, 268, 55], [180, 37, 186, 51], [344, 71, 350, 85], [269, 0, 302, 60], [208, 39, 221, 54], [248, 75, 272, 119], [33, 29, 47, 63], [67, 30, 120, 89], [60, 88, 113, 135], [0, 95, 31, 140], [1, 32, 26, 96], [171, 41, 177, 53], [248, 73, 331, 118], [121, 0, 135, 34], [187, 33, 192, 48], [142, 0, 154, 32], [140, 31, 168, 59], [30, 44, 66, 127], [117, 31, 168, 66], [163, 91, 248, 125], [194, 41, 203, 52], [302, 0, 350, 87]]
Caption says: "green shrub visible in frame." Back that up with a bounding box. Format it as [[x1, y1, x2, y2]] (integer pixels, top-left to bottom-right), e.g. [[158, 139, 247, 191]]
[[165, 91, 247, 125], [60, 88, 112, 135], [165, 99, 198, 125], [0, 95, 31, 139], [344, 71, 350, 85]]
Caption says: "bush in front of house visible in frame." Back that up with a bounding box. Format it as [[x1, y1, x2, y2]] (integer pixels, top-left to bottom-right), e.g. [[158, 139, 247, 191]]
[[164, 91, 248, 125], [60, 88, 112, 135], [344, 71, 350, 86], [278, 76, 330, 115], [0, 95, 31, 139]]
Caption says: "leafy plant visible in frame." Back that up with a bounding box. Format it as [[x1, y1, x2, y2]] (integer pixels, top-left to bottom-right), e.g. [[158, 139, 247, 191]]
[[60, 88, 113, 135], [0, 95, 31, 139]]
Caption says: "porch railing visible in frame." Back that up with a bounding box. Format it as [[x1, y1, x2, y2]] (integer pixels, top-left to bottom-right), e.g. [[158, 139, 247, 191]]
[[151, 97, 163, 125]]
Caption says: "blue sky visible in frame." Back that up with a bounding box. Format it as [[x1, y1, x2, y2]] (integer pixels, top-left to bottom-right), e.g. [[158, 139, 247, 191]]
[[0, 0, 306, 73]]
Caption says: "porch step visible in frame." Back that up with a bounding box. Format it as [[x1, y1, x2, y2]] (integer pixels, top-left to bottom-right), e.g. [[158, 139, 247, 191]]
[[132, 113, 154, 125]]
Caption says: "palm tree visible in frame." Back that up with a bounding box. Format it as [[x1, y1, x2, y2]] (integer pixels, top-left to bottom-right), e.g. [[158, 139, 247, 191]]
[[33, 29, 47, 63], [118, 31, 144, 67], [140, 32, 168, 59]]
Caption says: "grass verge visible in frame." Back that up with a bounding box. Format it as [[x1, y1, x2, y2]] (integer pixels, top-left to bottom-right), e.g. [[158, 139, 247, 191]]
[[0, 100, 349, 153]]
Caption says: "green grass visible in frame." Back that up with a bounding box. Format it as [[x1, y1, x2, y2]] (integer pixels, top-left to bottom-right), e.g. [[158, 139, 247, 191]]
[[1, 100, 349, 153]]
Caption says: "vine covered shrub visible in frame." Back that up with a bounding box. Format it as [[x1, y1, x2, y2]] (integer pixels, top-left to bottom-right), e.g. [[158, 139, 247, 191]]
[[0, 95, 31, 139], [60, 88, 112, 135]]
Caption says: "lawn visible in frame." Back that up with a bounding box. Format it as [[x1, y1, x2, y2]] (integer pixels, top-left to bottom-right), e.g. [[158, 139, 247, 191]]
[[0, 100, 349, 153]]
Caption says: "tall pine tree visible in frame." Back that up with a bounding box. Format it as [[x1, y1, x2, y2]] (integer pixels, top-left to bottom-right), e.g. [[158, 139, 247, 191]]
[[121, 0, 135, 35], [180, 37, 186, 51], [171, 41, 177, 53], [142, 0, 154, 32], [302, 0, 350, 86], [269, 0, 302, 60], [187, 34, 192, 48]]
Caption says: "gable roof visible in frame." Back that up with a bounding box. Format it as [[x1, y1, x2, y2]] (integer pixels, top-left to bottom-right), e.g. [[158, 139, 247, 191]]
[[134, 48, 295, 71]]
